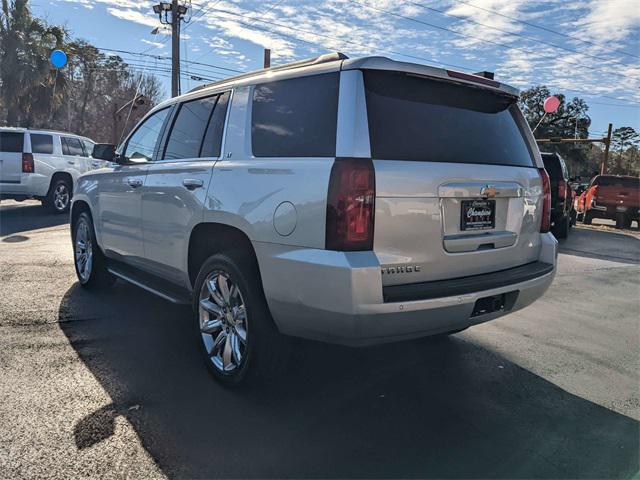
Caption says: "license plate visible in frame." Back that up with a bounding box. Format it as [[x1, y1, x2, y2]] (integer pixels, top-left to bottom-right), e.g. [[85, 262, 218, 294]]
[[461, 200, 495, 231]]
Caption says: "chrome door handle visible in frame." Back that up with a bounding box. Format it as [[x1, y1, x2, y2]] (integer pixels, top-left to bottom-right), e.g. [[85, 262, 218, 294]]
[[127, 179, 143, 188], [182, 178, 204, 190], [67, 160, 75, 165]]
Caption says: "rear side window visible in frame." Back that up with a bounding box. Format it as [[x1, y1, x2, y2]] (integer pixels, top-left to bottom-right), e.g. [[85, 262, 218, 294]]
[[163, 92, 229, 160], [0, 132, 23, 153], [62, 137, 84, 156], [30, 134, 54, 154], [251, 73, 339, 157], [201, 91, 230, 158], [363, 70, 535, 167]]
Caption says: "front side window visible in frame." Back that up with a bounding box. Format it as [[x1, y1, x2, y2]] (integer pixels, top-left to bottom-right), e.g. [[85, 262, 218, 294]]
[[62, 137, 84, 156], [30, 134, 54, 154], [363, 70, 535, 167], [124, 108, 170, 161], [0, 132, 24, 153], [251, 72, 339, 157], [164, 95, 219, 160]]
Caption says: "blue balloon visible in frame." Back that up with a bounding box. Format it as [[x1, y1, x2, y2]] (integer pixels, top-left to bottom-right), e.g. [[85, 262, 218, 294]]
[[50, 50, 67, 69]]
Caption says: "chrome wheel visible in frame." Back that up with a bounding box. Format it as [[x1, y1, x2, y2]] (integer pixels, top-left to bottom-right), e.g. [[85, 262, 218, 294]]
[[198, 271, 248, 373], [53, 183, 69, 211], [74, 219, 93, 282]]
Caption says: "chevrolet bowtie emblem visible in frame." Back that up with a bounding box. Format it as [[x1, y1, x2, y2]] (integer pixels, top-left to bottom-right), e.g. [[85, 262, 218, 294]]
[[480, 185, 498, 198]]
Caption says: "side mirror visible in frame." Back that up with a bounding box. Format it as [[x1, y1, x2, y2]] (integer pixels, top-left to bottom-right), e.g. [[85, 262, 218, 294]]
[[92, 144, 116, 162]]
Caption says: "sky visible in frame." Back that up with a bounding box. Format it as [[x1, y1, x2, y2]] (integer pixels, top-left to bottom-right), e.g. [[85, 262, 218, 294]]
[[33, 0, 640, 137]]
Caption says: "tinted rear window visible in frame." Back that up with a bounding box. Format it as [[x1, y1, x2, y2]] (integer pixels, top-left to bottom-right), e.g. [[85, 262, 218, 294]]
[[252, 72, 339, 157], [541, 154, 562, 178], [0, 132, 24, 153], [363, 70, 535, 167], [30, 134, 54, 154], [594, 176, 640, 188], [201, 91, 230, 158]]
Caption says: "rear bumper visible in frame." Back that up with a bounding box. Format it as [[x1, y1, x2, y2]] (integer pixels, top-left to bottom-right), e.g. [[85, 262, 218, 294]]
[[0, 174, 50, 198], [588, 204, 640, 219], [255, 233, 557, 346]]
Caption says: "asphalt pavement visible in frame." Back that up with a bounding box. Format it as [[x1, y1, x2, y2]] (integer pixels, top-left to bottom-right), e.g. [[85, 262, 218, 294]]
[[0, 200, 638, 479]]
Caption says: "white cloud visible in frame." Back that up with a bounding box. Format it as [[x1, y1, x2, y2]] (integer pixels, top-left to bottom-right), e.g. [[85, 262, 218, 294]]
[[141, 39, 166, 49], [573, 0, 640, 43]]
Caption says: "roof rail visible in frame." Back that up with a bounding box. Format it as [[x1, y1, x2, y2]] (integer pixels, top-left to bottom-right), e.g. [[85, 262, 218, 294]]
[[188, 52, 348, 94]]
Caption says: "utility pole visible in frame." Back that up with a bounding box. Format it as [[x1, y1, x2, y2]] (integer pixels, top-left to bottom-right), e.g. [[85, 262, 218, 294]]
[[601, 123, 613, 175], [263, 48, 271, 69], [153, 1, 189, 97]]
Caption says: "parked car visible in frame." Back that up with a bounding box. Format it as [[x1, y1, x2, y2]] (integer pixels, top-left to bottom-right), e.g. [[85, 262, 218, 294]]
[[71, 53, 557, 384], [540, 152, 573, 238], [0, 128, 105, 213], [576, 174, 640, 228]]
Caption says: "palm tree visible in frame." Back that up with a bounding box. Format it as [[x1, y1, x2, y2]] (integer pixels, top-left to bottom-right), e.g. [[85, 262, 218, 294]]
[[0, 0, 66, 126]]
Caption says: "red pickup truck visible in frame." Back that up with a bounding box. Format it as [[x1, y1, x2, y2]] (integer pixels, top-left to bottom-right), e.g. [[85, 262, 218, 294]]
[[576, 175, 640, 228]]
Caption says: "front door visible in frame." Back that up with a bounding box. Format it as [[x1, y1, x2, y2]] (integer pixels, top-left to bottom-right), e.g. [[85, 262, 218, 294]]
[[98, 107, 171, 265]]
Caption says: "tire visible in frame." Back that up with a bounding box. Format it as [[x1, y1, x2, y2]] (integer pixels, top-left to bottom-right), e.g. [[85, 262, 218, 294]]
[[44, 177, 72, 214], [72, 212, 115, 289], [193, 252, 290, 385], [615, 213, 628, 229], [553, 215, 570, 239], [577, 212, 584, 222], [582, 210, 592, 225]]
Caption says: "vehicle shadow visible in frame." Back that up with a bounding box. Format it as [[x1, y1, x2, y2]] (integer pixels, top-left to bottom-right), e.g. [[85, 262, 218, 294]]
[[559, 226, 640, 265], [0, 201, 67, 237], [58, 283, 639, 479]]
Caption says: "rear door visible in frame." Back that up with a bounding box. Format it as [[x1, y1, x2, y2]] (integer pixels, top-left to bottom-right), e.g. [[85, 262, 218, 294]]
[[362, 70, 544, 286], [141, 91, 230, 285], [0, 131, 25, 184]]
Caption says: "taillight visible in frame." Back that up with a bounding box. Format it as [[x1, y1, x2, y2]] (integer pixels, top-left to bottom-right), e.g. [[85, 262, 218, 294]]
[[539, 168, 551, 233], [326, 158, 375, 251], [558, 179, 567, 200], [22, 153, 34, 173]]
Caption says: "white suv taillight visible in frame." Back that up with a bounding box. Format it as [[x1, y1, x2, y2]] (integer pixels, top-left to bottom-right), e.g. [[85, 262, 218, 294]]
[[22, 153, 34, 173], [539, 168, 551, 233], [326, 158, 375, 251]]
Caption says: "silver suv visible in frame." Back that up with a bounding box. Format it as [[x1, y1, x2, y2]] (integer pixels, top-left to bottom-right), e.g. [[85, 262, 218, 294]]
[[71, 53, 557, 384]]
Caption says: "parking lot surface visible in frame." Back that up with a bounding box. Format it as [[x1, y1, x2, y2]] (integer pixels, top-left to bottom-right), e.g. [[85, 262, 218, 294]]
[[1, 200, 638, 479]]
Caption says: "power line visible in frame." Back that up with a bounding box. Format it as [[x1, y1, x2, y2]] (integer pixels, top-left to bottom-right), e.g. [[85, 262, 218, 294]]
[[347, 0, 640, 83], [407, 0, 637, 72], [183, 6, 640, 106], [449, 0, 640, 61]]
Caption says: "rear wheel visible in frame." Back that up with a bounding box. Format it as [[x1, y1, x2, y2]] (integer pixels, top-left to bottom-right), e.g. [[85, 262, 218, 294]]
[[72, 212, 115, 289], [193, 252, 289, 385], [44, 177, 72, 214], [615, 213, 629, 229]]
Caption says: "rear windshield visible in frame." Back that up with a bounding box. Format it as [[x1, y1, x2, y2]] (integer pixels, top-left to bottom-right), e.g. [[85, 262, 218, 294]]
[[363, 70, 535, 167], [594, 176, 640, 188], [0, 132, 24, 153], [541, 154, 562, 178]]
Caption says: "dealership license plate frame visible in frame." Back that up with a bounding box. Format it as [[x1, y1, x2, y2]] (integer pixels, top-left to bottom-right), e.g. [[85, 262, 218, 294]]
[[460, 199, 496, 231]]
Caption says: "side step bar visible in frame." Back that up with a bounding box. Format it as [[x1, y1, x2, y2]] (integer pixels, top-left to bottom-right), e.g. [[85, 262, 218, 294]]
[[107, 261, 192, 305]]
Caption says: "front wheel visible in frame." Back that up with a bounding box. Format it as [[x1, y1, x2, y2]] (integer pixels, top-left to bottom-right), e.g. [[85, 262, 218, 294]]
[[193, 252, 289, 385], [72, 212, 115, 289], [582, 211, 593, 225]]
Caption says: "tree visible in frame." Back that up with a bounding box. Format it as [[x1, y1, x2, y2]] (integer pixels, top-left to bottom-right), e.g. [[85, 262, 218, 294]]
[[611, 127, 639, 174], [0, 2, 164, 142], [519, 85, 594, 177], [0, 0, 66, 126]]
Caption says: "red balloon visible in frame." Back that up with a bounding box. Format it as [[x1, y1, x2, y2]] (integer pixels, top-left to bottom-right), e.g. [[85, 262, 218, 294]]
[[544, 96, 560, 113]]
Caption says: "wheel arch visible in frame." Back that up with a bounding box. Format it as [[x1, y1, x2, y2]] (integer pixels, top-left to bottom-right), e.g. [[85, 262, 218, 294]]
[[48, 171, 75, 197], [187, 222, 261, 291]]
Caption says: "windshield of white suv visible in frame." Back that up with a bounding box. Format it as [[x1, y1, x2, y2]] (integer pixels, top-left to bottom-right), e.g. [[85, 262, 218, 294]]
[[363, 70, 535, 167]]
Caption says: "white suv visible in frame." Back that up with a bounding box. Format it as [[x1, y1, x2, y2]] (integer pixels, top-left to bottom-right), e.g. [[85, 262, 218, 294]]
[[0, 128, 102, 213], [71, 53, 557, 384]]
